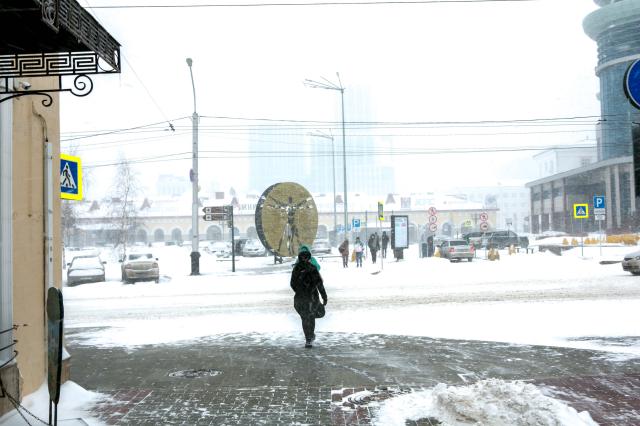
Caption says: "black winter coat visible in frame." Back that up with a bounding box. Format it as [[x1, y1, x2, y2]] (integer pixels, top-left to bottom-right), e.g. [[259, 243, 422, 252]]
[[290, 261, 327, 312]]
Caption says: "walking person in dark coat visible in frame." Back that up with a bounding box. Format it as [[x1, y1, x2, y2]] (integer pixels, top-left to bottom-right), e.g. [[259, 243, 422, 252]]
[[368, 233, 380, 264], [381, 231, 389, 258], [290, 245, 328, 348], [338, 239, 349, 268], [427, 235, 434, 257]]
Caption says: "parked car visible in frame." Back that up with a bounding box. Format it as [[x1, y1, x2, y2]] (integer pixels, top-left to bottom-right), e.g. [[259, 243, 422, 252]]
[[311, 239, 332, 255], [120, 252, 160, 284], [621, 250, 640, 275], [67, 255, 106, 286], [481, 230, 529, 249], [242, 239, 267, 257], [439, 239, 475, 262], [207, 241, 229, 255], [215, 242, 233, 258], [234, 237, 249, 256]]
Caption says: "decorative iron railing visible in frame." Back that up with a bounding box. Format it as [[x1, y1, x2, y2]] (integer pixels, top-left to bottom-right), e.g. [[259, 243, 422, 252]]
[[0, 0, 120, 104]]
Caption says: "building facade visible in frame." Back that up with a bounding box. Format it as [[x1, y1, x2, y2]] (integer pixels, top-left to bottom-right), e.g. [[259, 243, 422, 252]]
[[526, 157, 635, 233], [0, 0, 120, 416], [533, 147, 598, 179], [449, 186, 530, 233], [525, 0, 640, 234], [70, 192, 498, 249], [0, 79, 66, 416]]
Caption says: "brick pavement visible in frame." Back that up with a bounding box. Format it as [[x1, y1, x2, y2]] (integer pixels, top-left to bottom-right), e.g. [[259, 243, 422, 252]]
[[65, 331, 640, 425]]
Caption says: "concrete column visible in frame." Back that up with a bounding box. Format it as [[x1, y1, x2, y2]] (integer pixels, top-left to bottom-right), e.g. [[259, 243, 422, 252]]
[[550, 181, 554, 231], [539, 185, 544, 233], [614, 164, 622, 228], [560, 178, 567, 231], [529, 186, 534, 233], [605, 167, 613, 229]]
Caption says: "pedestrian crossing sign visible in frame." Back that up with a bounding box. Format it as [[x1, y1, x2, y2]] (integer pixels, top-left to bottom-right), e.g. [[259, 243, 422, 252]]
[[60, 154, 82, 200], [573, 203, 588, 219]]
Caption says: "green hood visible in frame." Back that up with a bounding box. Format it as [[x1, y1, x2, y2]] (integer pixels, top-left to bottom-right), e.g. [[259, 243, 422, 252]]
[[298, 245, 321, 271]]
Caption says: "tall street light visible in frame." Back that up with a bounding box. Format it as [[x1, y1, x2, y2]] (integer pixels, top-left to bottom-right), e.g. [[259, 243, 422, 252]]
[[186, 58, 200, 275], [309, 130, 337, 244], [304, 73, 347, 238]]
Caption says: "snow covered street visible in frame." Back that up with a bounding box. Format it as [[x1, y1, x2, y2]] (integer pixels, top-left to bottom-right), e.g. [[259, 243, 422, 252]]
[[24, 243, 635, 425], [63, 244, 640, 358]]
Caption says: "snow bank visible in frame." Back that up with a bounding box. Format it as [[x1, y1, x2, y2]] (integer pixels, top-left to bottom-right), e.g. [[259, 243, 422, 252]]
[[373, 379, 596, 426], [0, 381, 106, 426]]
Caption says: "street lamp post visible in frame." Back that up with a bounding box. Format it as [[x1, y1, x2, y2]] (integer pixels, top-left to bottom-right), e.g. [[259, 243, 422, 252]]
[[186, 58, 200, 275], [304, 74, 347, 239], [310, 131, 337, 243]]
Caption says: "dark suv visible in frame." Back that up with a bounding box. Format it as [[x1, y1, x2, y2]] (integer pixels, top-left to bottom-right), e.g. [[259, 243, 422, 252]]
[[463, 231, 485, 249], [483, 230, 529, 249]]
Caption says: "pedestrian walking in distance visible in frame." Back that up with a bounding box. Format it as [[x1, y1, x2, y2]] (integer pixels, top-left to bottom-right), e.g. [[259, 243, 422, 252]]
[[381, 231, 389, 258], [354, 237, 365, 267], [368, 233, 380, 264], [338, 239, 349, 268], [290, 245, 328, 348]]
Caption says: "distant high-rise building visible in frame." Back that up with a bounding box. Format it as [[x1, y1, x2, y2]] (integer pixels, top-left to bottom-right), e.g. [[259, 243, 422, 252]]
[[584, 0, 640, 160], [248, 85, 395, 198], [156, 174, 189, 197]]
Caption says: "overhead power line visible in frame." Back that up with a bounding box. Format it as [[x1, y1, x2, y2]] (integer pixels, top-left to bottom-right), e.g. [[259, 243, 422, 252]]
[[86, 0, 538, 9], [83, 141, 619, 169], [61, 117, 189, 142], [61, 113, 616, 141]]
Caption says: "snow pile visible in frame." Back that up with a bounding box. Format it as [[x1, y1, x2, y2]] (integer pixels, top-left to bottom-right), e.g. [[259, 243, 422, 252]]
[[0, 381, 106, 426], [373, 379, 597, 426]]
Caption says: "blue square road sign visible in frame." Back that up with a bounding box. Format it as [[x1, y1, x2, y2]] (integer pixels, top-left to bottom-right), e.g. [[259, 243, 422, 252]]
[[593, 196, 605, 209]]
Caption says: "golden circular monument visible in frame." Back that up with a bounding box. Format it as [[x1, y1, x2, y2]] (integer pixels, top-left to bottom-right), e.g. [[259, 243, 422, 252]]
[[255, 182, 318, 258]]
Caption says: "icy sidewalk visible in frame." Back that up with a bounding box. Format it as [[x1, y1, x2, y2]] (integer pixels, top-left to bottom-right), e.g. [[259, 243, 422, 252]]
[[64, 331, 640, 425]]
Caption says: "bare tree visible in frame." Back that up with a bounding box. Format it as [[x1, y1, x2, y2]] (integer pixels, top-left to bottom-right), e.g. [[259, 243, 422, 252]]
[[108, 155, 139, 259], [61, 200, 78, 246]]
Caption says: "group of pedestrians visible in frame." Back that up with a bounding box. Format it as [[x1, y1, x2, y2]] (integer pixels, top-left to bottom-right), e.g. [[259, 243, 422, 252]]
[[337, 231, 390, 268]]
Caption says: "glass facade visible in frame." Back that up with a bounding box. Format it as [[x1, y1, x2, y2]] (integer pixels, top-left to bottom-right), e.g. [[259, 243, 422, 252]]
[[585, 1, 640, 161]]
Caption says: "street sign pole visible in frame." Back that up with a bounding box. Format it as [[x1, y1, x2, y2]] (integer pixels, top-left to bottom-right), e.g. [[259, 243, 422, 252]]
[[230, 206, 235, 273], [365, 210, 369, 258], [581, 219, 584, 257], [599, 218, 602, 257], [378, 210, 383, 271]]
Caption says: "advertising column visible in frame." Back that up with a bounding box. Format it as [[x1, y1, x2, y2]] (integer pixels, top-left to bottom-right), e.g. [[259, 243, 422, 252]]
[[390, 215, 409, 260]]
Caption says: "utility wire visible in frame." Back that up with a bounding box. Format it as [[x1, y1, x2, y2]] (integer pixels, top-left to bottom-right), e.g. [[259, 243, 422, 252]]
[[61, 117, 189, 142], [61, 114, 616, 143], [83, 141, 625, 169]]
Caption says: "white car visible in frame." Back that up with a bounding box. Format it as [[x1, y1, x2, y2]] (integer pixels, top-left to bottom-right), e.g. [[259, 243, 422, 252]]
[[207, 241, 230, 255], [311, 239, 331, 254], [242, 239, 267, 257], [622, 250, 640, 275], [215, 242, 233, 258], [67, 255, 106, 286], [121, 252, 160, 284]]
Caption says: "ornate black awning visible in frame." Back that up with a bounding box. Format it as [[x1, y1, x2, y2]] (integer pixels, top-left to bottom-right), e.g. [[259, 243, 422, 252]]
[[0, 0, 121, 105]]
